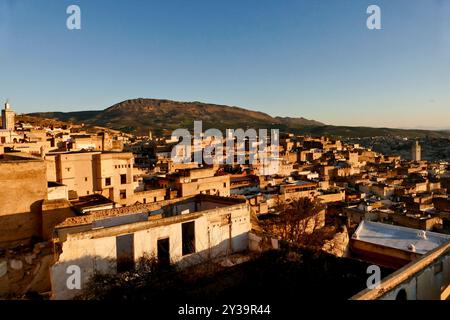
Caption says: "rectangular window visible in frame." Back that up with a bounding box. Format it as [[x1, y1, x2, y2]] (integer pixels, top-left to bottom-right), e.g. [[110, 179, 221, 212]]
[[120, 189, 127, 199], [434, 261, 443, 275], [105, 177, 111, 186], [157, 238, 170, 266], [120, 174, 127, 184], [116, 234, 134, 272], [182, 221, 195, 256]]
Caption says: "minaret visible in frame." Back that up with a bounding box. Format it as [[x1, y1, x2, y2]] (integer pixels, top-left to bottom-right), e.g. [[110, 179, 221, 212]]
[[411, 140, 421, 161], [2, 100, 15, 130]]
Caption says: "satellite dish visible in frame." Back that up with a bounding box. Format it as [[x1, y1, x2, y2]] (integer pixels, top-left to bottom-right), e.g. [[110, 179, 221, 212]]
[[418, 230, 427, 240]]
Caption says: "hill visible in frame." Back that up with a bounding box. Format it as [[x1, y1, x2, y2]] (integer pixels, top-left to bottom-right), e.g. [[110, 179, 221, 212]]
[[298, 125, 450, 139], [29, 98, 450, 139], [29, 98, 323, 135]]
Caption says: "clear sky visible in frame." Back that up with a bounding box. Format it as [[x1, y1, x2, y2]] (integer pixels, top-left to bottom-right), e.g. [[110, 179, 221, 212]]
[[1, 0, 449, 129]]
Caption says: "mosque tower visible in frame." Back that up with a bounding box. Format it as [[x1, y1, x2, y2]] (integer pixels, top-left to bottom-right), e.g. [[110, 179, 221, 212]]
[[411, 140, 421, 162], [1, 100, 15, 130]]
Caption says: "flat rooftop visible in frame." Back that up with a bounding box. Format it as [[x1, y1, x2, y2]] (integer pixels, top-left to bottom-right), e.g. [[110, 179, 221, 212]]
[[71, 194, 115, 210], [57, 194, 246, 228], [353, 221, 450, 255], [284, 180, 317, 187], [47, 150, 131, 155], [0, 153, 43, 163], [48, 181, 66, 188]]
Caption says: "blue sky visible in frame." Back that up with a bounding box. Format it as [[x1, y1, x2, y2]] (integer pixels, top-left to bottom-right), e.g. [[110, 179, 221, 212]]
[[1, 0, 449, 128]]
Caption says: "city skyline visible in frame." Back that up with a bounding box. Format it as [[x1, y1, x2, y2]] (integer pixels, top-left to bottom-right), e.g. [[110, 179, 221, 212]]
[[1, 0, 450, 129], [1, 0, 450, 306]]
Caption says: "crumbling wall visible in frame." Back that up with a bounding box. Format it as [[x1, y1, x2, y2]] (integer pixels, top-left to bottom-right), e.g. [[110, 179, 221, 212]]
[[322, 225, 350, 257], [0, 242, 53, 297], [248, 232, 279, 252]]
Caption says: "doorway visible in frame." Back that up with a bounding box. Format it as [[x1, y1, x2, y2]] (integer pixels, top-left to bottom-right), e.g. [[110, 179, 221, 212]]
[[157, 237, 170, 266], [116, 233, 134, 273]]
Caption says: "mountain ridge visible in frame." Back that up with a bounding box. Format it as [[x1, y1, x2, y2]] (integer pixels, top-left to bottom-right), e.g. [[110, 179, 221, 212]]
[[28, 98, 450, 139], [29, 98, 324, 134]]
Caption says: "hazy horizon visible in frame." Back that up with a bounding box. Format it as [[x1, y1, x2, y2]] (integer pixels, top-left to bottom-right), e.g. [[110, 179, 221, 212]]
[[1, 0, 450, 128]]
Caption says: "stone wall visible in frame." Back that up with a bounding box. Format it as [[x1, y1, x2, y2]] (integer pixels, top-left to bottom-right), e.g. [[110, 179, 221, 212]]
[[0, 242, 53, 297], [317, 191, 345, 204], [0, 156, 47, 247], [0, 212, 42, 248], [132, 188, 166, 204], [0, 157, 47, 216], [41, 199, 76, 241], [322, 225, 350, 257], [179, 175, 230, 197]]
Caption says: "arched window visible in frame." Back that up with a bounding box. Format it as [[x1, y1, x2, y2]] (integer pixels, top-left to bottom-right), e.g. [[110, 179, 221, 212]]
[[395, 289, 407, 300]]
